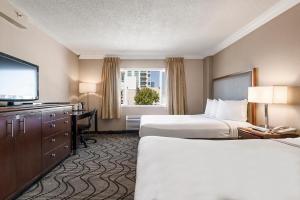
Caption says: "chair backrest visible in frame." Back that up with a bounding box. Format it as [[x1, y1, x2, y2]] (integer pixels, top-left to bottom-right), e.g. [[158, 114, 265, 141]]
[[87, 109, 97, 129]]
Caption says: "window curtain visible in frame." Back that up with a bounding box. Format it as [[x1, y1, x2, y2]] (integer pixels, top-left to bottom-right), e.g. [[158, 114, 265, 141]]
[[100, 57, 121, 119], [166, 57, 187, 115]]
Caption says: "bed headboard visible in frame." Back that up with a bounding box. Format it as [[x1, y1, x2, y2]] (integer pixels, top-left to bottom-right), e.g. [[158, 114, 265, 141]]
[[212, 68, 257, 124]]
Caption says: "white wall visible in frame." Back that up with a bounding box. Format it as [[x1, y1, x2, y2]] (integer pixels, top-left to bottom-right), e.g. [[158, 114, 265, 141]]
[[0, 0, 79, 103]]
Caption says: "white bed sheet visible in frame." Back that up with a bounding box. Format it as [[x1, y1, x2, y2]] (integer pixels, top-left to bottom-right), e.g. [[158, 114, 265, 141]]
[[139, 114, 252, 138], [135, 136, 300, 200]]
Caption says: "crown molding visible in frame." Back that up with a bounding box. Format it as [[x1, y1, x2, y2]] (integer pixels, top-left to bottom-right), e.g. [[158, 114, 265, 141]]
[[79, 55, 105, 60], [79, 54, 204, 60], [206, 0, 300, 57], [184, 55, 204, 59]]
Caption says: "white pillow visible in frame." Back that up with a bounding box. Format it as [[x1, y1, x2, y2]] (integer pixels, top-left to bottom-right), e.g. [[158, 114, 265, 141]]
[[204, 99, 213, 116], [215, 99, 248, 122], [204, 99, 219, 118], [210, 99, 219, 118]]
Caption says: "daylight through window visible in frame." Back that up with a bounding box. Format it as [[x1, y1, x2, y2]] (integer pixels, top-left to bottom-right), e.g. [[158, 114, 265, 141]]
[[121, 69, 166, 106]]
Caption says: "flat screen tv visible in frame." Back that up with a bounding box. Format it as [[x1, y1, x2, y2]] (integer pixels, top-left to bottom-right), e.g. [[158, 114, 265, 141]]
[[0, 52, 39, 105]]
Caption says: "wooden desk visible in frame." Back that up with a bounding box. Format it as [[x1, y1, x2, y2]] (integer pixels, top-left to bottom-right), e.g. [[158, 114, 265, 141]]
[[70, 110, 98, 154]]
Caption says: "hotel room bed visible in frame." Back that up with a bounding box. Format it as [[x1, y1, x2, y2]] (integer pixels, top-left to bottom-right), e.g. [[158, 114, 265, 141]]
[[139, 114, 252, 138], [139, 69, 257, 139], [135, 136, 300, 200]]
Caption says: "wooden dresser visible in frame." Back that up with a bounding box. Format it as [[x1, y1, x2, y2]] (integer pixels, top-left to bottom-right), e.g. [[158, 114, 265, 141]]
[[42, 108, 71, 172], [0, 105, 72, 200]]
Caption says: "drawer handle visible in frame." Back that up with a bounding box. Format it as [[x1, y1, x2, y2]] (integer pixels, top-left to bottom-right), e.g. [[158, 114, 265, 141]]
[[20, 118, 26, 134], [51, 138, 56, 143], [64, 120, 69, 124], [50, 123, 56, 128], [64, 132, 69, 136], [50, 113, 56, 117], [64, 145, 69, 149], [7, 120, 14, 138], [51, 153, 56, 158]]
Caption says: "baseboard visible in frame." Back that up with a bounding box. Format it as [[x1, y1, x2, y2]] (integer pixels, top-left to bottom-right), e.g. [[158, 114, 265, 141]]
[[88, 130, 139, 134]]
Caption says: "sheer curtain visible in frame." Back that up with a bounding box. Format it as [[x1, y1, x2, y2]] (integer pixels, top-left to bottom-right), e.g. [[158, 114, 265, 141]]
[[166, 57, 187, 115], [100, 57, 121, 119]]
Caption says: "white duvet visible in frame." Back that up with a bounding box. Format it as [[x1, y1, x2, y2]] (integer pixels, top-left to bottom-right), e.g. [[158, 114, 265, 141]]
[[135, 136, 300, 200], [139, 114, 252, 138]]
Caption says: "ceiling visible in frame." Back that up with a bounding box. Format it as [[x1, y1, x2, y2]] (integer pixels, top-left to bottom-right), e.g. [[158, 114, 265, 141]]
[[8, 0, 292, 59]]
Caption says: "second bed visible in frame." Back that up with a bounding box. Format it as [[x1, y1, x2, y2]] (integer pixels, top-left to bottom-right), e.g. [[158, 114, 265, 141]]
[[139, 114, 251, 138]]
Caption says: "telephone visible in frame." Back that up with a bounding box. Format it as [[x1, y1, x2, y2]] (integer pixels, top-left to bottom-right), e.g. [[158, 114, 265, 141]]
[[272, 126, 297, 134]]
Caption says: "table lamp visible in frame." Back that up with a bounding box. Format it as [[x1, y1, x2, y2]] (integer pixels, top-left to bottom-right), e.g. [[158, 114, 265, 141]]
[[79, 82, 96, 111], [248, 86, 288, 129]]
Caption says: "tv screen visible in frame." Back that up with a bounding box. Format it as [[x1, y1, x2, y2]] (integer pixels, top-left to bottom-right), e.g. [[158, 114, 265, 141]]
[[0, 52, 39, 102]]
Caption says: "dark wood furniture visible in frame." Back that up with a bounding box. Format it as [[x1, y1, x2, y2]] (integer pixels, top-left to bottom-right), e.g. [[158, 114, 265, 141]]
[[71, 110, 98, 154], [238, 127, 299, 139], [0, 105, 72, 200], [78, 109, 97, 148], [42, 107, 71, 172]]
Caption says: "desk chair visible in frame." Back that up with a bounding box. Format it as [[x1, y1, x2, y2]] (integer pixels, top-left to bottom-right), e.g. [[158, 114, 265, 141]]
[[78, 109, 97, 148]]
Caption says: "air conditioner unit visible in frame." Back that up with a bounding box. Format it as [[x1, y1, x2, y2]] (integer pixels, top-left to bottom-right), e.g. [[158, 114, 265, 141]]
[[126, 115, 141, 130]]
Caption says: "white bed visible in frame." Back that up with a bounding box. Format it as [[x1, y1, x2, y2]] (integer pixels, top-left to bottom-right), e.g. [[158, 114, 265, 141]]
[[139, 69, 257, 139], [139, 114, 252, 138], [135, 136, 300, 200]]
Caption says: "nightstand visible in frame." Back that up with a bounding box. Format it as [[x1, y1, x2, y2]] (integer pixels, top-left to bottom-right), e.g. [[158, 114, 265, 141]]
[[238, 127, 299, 139]]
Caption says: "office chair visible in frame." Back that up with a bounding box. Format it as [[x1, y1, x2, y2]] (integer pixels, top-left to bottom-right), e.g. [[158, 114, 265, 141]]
[[78, 109, 97, 148]]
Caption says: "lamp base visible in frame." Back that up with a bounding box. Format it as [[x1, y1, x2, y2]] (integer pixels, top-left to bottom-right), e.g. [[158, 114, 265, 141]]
[[264, 104, 269, 129]]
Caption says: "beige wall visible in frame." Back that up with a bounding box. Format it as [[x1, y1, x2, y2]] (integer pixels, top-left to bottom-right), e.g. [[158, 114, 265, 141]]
[[0, 1, 79, 102], [184, 59, 204, 114], [212, 4, 300, 128], [79, 59, 203, 131], [203, 56, 213, 105]]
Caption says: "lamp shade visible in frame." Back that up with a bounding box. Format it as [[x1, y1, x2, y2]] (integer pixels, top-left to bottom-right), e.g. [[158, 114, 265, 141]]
[[79, 82, 96, 94], [248, 86, 288, 104]]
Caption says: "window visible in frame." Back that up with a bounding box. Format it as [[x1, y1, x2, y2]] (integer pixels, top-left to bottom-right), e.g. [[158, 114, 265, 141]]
[[121, 69, 166, 106]]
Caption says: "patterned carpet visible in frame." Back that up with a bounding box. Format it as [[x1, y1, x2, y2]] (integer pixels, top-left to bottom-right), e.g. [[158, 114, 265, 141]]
[[18, 133, 139, 200]]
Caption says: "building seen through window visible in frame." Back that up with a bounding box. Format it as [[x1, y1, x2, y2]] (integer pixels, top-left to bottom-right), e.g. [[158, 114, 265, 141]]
[[121, 69, 166, 105]]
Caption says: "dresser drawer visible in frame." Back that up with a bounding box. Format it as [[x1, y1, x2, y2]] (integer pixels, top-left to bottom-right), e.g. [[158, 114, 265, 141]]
[[43, 142, 71, 170], [42, 118, 70, 137], [42, 109, 70, 122], [43, 131, 71, 154]]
